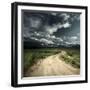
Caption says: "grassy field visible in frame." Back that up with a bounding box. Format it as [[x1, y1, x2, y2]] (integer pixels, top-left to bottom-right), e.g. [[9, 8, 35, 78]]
[[60, 49, 80, 68], [23, 48, 80, 75]]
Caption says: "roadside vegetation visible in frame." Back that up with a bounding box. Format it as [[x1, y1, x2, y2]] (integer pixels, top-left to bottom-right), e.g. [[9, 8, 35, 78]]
[[24, 48, 61, 73], [60, 49, 80, 68], [23, 48, 80, 75]]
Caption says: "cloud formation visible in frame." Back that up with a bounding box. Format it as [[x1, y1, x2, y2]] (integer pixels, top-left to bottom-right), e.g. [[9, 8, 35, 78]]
[[22, 11, 80, 47]]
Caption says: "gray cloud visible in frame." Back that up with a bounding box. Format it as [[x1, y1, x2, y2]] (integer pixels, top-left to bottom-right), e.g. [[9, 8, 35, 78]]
[[22, 11, 80, 47]]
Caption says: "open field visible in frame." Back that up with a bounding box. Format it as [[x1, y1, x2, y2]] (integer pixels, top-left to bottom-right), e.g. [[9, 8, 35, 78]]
[[23, 48, 80, 77]]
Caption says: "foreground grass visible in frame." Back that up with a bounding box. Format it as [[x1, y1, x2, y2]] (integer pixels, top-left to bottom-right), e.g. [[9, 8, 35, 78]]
[[23, 48, 80, 75], [24, 48, 61, 73], [60, 49, 80, 68]]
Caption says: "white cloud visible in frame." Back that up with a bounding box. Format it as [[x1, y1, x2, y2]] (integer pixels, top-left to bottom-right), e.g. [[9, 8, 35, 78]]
[[47, 35, 56, 39], [63, 22, 71, 28], [29, 17, 42, 28], [56, 37, 63, 42], [51, 35, 56, 39], [46, 34, 51, 38], [60, 13, 70, 21], [40, 38, 54, 44], [45, 25, 58, 35], [35, 32, 40, 36], [57, 22, 71, 28], [31, 37, 39, 41], [65, 42, 71, 44], [51, 13, 57, 16], [71, 36, 78, 40], [62, 36, 80, 45], [44, 22, 71, 36]]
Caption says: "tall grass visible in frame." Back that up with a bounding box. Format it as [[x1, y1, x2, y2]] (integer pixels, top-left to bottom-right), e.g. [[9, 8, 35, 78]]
[[24, 48, 80, 75], [61, 50, 80, 68], [24, 48, 61, 73]]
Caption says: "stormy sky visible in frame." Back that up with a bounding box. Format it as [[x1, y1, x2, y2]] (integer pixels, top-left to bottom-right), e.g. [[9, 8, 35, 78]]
[[22, 10, 80, 47]]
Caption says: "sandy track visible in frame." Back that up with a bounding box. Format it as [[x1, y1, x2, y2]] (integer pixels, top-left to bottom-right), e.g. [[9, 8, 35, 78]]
[[25, 53, 80, 77]]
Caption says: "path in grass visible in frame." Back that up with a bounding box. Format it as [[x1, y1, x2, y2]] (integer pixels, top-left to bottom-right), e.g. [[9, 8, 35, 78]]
[[25, 51, 80, 77]]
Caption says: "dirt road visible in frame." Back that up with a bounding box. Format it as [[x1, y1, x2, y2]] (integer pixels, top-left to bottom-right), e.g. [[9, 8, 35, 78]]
[[25, 53, 80, 77]]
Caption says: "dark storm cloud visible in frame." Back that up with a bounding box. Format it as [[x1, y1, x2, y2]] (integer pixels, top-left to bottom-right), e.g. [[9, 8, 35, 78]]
[[22, 11, 80, 47]]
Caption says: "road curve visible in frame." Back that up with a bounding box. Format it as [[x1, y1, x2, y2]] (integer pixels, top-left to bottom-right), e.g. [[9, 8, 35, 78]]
[[25, 53, 80, 77]]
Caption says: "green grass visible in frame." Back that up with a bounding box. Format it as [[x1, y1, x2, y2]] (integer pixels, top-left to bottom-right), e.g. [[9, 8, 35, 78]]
[[23, 48, 80, 74], [24, 48, 61, 73], [60, 49, 80, 68]]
